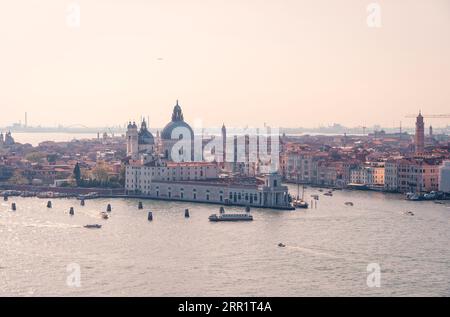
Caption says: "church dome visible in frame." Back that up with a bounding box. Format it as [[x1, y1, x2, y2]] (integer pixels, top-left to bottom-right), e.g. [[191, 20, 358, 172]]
[[161, 101, 194, 140], [138, 120, 155, 145]]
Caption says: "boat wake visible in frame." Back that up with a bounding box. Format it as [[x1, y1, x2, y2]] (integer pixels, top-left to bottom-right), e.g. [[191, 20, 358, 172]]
[[24, 222, 82, 229], [284, 245, 341, 259], [0, 220, 83, 229], [283, 245, 375, 263]]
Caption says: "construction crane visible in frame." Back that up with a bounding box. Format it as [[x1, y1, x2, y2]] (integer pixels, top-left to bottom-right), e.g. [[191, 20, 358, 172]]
[[356, 125, 367, 135], [405, 114, 450, 118]]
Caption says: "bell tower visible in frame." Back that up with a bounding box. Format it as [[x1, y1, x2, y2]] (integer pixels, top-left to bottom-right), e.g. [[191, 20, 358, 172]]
[[415, 111, 425, 154], [126, 121, 139, 159]]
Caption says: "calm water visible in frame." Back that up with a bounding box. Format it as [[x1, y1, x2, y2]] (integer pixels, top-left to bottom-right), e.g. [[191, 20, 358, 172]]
[[1, 186, 449, 296], [11, 132, 98, 146]]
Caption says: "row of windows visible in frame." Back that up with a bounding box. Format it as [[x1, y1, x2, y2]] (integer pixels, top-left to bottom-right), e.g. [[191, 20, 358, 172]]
[[131, 187, 260, 204]]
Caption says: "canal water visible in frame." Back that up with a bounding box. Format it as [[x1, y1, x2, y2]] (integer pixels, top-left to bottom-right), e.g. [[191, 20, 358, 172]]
[[1, 185, 449, 296]]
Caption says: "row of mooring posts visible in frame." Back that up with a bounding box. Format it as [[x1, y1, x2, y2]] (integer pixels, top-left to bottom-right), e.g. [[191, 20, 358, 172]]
[[6, 200, 193, 221], [146, 209, 190, 222]]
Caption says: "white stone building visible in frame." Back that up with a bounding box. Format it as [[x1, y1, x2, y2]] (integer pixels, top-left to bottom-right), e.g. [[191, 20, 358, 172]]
[[439, 161, 450, 193], [125, 163, 291, 209]]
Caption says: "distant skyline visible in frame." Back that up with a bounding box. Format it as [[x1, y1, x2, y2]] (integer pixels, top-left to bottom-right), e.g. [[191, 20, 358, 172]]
[[1, 0, 449, 128]]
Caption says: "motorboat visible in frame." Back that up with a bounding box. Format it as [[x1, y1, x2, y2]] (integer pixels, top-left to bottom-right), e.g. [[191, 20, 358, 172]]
[[293, 199, 309, 209], [278, 243, 286, 248], [406, 192, 422, 201], [77, 192, 99, 200], [84, 224, 102, 229], [345, 202, 354, 206]]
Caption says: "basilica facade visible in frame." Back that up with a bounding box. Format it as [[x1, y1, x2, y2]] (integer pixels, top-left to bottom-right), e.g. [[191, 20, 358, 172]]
[[126, 100, 194, 162], [123, 101, 293, 210]]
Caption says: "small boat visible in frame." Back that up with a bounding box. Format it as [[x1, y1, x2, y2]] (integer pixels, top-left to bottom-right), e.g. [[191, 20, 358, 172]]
[[404, 211, 414, 216], [406, 192, 422, 201], [293, 182, 308, 209], [293, 199, 309, 209], [84, 224, 102, 229], [278, 243, 286, 248], [324, 192, 333, 196], [434, 201, 444, 205], [77, 192, 99, 200], [37, 192, 54, 199], [345, 202, 354, 206], [100, 212, 109, 219]]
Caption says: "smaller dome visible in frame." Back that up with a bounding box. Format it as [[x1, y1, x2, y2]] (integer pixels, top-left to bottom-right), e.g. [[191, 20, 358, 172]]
[[138, 120, 154, 145]]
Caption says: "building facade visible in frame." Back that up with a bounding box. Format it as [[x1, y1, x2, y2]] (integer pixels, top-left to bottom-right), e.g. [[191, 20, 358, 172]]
[[125, 165, 291, 209], [438, 161, 450, 193], [350, 163, 384, 188], [384, 158, 440, 193]]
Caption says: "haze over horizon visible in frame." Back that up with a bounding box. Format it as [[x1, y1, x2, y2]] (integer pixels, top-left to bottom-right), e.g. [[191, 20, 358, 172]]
[[1, 0, 449, 129]]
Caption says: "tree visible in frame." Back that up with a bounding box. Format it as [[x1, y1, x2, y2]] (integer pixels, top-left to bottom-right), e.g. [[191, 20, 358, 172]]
[[118, 164, 126, 186], [47, 153, 58, 163], [25, 151, 46, 163], [8, 170, 29, 185], [73, 163, 81, 186], [91, 163, 110, 183]]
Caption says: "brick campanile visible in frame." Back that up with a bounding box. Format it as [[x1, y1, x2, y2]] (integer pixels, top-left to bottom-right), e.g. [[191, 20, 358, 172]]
[[415, 111, 425, 154]]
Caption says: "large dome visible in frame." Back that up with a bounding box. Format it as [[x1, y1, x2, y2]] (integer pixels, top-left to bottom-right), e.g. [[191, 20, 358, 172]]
[[161, 101, 194, 140], [138, 120, 155, 145]]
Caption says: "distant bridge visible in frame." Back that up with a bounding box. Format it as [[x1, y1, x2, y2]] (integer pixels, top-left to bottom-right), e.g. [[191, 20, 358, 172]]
[[3, 125, 126, 134]]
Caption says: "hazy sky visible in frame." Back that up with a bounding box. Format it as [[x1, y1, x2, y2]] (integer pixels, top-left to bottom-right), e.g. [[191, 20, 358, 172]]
[[1, 0, 449, 128]]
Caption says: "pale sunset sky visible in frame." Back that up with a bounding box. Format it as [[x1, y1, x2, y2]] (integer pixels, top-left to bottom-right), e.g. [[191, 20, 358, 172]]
[[0, 0, 449, 128]]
